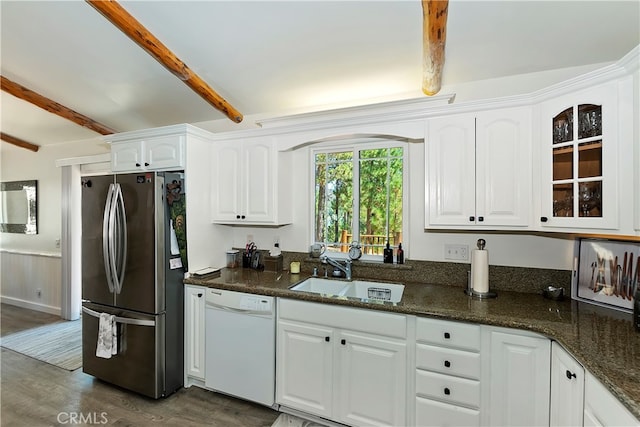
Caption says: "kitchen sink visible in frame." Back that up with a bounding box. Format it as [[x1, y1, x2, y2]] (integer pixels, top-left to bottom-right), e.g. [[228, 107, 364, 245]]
[[290, 278, 404, 303]]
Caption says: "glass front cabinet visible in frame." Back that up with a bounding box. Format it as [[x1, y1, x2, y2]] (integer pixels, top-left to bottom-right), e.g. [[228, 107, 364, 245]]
[[539, 81, 619, 230]]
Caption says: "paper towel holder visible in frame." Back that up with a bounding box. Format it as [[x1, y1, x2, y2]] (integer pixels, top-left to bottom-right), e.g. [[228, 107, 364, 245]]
[[464, 239, 497, 299]]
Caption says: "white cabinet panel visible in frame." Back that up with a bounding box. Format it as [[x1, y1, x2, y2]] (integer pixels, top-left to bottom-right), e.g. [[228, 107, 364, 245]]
[[276, 299, 407, 427], [550, 342, 584, 427], [416, 317, 481, 352], [416, 343, 481, 380], [416, 370, 480, 409], [111, 134, 185, 172], [184, 285, 205, 381], [416, 396, 480, 427], [276, 320, 333, 418], [337, 330, 407, 427], [584, 371, 639, 427], [211, 138, 291, 225], [487, 329, 550, 427]]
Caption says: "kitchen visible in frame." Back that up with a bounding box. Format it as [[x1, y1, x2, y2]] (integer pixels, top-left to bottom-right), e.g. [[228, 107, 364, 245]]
[[1, 1, 640, 426]]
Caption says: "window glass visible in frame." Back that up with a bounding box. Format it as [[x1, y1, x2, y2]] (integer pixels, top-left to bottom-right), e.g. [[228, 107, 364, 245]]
[[314, 144, 403, 259]]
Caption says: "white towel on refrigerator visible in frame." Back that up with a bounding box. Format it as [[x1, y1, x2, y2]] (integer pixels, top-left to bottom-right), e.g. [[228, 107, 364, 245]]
[[96, 313, 117, 359]]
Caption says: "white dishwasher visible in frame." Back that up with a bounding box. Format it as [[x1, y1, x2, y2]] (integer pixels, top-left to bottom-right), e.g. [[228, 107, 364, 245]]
[[204, 288, 276, 407]]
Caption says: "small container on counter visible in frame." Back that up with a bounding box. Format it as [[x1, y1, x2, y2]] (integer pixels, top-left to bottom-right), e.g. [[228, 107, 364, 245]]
[[226, 250, 240, 268]]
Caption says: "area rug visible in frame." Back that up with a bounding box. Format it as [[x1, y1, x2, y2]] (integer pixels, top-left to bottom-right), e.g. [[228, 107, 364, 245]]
[[0, 320, 82, 371]]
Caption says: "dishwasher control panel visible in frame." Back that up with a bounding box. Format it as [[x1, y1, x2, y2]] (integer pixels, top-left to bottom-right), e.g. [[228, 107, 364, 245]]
[[206, 288, 274, 314]]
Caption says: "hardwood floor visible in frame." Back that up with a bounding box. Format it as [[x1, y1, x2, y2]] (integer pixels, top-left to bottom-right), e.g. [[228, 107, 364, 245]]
[[1, 304, 280, 426]]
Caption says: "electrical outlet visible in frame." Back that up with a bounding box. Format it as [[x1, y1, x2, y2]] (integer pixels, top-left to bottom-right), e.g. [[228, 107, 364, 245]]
[[36, 289, 42, 298], [444, 244, 469, 261]]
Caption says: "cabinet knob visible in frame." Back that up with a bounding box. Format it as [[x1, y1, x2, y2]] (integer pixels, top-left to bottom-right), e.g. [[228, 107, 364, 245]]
[[444, 332, 451, 339], [241, 215, 246, 219], [135, 163, 141, 167], [341, 339, 346, 345], [236, 215, 241, 219], [444, 360, 451, 368], [444, 387, 451, 395], [478, 216, 484, 222], [541, 216, 548, 222], [325, 336, 330, 342], [197, 293, 203, 298], [469, 216, 475, 222], [565, 370, 576, 380], [144, 162, 150, 167]]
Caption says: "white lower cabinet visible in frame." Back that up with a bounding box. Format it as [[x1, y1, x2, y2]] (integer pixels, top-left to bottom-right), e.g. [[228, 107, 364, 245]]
[[414, 317, 481, 427], [276, 299, 407, 427], [550, 341, 584, 426], [584, 371, 639, 427], [184, 285, 206, 383], [485, 327, 551, 427]]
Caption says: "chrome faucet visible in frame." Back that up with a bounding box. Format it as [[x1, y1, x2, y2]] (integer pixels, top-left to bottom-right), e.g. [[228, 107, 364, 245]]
[[320, 255, 352, 280]]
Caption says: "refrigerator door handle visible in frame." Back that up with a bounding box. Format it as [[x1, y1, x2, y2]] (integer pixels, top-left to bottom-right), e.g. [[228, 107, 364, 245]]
[[82, 306, 155, 327], [102, 183, 116, 294], [112, 183, 128, 294]]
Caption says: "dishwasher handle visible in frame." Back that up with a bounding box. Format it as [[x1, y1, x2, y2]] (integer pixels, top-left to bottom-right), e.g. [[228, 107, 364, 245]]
[[206, 301, 273, 316]]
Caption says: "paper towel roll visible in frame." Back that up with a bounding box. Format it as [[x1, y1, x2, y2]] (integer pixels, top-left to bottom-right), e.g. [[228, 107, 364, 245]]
[[471, 249, 489, 293]]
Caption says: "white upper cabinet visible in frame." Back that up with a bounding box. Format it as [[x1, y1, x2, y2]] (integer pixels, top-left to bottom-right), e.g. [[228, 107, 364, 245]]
[[210, 137, 292, 225], [111, 134, 185, 172], [426, 107, 532, 229], [537, 79, 631, 232]]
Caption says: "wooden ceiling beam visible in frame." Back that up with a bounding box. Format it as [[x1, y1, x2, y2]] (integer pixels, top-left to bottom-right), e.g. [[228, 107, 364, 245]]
[[86, 0, 244, 123], [1, 132, 40, 152], [422, 0, 449, 96], [1, 76, 117, 135]]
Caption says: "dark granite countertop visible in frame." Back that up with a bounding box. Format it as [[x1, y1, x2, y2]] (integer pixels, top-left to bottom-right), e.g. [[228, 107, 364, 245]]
[[185, 268, 640, 419]]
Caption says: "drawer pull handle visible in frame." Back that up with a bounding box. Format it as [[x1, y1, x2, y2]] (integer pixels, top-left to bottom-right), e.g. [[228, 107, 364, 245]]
[[444, 387, 451, 395], [197, 293, 203, 298], [444, 332, 451, 339], [444, 360, 451, 368], [341, 339, 346, 345], [325, 336, 330, 342], [566, 370, 576, 380], [469, 216, 475, 222]]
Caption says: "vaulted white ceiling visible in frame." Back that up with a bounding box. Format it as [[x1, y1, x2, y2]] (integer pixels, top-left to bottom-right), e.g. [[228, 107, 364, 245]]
[[1, 0, 639, 148]]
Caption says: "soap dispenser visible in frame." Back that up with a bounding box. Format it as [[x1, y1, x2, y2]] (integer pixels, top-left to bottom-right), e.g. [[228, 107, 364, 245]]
[[383, 242, 393, 264], [396, 243, 404, 264]]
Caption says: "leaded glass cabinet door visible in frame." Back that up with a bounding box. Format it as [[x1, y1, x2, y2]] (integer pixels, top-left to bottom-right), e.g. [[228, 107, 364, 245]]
[[540, 82, 618, 230]]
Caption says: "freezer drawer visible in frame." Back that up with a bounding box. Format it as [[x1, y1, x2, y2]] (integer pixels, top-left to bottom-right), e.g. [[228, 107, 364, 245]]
[[82, 303, 173, 399]]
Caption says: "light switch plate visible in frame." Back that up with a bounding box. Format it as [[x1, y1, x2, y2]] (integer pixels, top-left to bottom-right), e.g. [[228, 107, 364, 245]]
[[444, 244, 469, 261]]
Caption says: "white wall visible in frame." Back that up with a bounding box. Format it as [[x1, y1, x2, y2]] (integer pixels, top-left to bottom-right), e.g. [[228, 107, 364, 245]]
[[0, 137, 109, 313]]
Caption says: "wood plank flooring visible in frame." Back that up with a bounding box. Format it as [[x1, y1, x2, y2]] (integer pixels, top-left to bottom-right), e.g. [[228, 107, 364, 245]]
[[1, 303, 280, 426]]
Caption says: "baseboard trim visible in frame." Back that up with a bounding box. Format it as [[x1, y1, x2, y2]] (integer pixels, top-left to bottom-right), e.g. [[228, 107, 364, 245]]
[[0, 296, 61, 316]]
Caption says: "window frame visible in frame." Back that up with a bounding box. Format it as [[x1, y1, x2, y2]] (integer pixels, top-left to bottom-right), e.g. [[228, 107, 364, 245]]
[[309, 138, 409, 262]]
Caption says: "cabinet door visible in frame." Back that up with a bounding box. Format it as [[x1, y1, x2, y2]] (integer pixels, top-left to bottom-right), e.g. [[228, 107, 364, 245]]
[[539, 82, 618, 230], [242, 141, 274, 222], [550, 342, 584, 427], [488, 330, 550, 426], [111, 142, 143, 172], [211, 142, 242, 222], [276, 320, 334, 418], [426, 113, 476, 226], [184, 286, 205, 380], [145, 135, 185, 170], [336, 330, 407, 427], [584, 371, 639, 427], [476, 108, 531, 227]]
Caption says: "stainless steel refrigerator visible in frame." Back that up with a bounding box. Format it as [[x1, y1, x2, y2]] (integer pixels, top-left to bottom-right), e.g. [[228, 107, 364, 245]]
[[81, 171, 185, 399]]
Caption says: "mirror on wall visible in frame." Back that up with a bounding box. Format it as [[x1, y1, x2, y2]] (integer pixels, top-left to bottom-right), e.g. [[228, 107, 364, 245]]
[[0, 180, 38, 234]]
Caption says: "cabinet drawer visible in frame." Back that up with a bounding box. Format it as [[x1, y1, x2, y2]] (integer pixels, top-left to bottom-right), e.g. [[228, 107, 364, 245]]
[[416, 396, 480, 427], [416, 317, 480, 351], [416, 343, 480, 380], [416, 370, 480, 409]]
